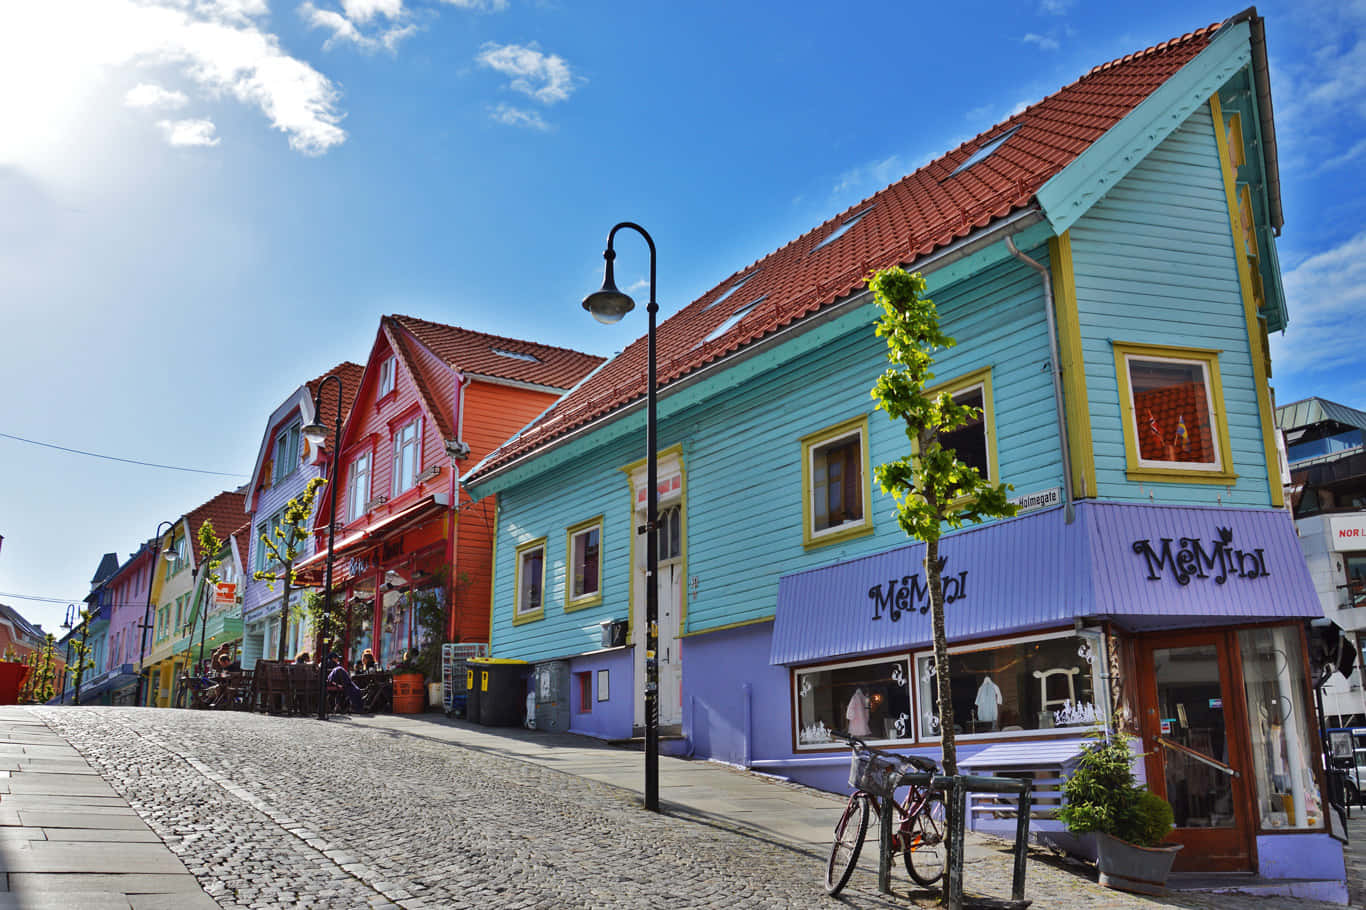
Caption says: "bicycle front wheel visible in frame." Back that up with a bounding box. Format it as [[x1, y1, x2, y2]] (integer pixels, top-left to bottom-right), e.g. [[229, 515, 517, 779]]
[[903, 793, 946, 887], [826, 793, 871, 895]]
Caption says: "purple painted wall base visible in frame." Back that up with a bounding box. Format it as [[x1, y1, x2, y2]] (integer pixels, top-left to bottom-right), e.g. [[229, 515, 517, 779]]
[[567, 648, 634, 740]]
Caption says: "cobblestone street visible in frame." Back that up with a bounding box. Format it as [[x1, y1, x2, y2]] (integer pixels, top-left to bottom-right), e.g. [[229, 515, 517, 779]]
[[24, 707, 1356, 909]]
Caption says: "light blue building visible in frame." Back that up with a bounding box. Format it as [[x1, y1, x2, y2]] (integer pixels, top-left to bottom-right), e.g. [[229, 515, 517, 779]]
[[464, 13, 1343, 897]]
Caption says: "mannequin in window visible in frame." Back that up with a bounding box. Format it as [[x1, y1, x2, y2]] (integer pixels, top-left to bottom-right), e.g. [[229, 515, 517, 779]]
[[846, 688, 872, 737], [975, 675, 1002, 730]]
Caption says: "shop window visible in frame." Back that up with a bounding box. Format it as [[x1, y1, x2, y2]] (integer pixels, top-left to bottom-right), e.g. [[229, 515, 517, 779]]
[[801, 416, 873, 548], [393, 418, 422, 496], [1113, 343, 1235, 484], [597, 668, 609, 701], [513, 539, 546, 624], [1239, 627, 1322, 830], [1346, 555, 1366, 609], [346, 452, 371, 523], [566, 518, 603, 610], [793, 655, 913, 749], [913, 632, 1104, 740], [272, 420, 301, 485], [576, 671, 592, 713]]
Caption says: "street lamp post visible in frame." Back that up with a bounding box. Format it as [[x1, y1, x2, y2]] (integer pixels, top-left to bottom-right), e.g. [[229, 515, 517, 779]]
[[74, 611, 91, 706], [303, 373, 345, 721], [60, 604, 76, 704], [582, 222, 661, 812], [136, 520, 177, 706]]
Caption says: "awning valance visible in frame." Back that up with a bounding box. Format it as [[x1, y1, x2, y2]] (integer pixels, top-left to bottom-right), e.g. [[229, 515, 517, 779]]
[[771, 501, 1320, 666]]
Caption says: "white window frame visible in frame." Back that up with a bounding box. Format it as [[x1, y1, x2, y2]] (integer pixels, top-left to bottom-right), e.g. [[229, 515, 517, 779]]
[[392, 417, 422, 496], [801, 416, 872, 548], [911, 628, 1107, 744], [513, 539, 546, 623], [346, 452, 371, 523], [1122, 352, 1224, 473], [272, 421, 301, 485], [378, 356, 396, 397]]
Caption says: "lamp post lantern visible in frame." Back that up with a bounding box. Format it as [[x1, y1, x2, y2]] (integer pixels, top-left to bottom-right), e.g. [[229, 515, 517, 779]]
[[136, 520, 178, 706], [303, 373, 345, 721], [582, 221, 660, 812]]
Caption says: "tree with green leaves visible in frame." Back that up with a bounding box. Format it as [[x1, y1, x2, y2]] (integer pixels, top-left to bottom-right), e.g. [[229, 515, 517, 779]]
[[183, 519, 227, 672], [20, 634, 58, 705], [66, 607, 96, 705], [869, 266, 1017, 775], [254, 477, 326, 661]]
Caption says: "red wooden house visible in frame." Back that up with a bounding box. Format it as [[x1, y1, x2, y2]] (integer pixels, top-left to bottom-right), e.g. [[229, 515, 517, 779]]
[[295, 315, 603, 665]]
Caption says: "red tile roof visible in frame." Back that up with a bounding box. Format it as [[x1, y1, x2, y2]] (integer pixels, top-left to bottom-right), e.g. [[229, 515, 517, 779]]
[[388, 315, 605, 390], [305, 362, 364, 438], [467, 22, 1221, 481], [183, 489, 249, 564]]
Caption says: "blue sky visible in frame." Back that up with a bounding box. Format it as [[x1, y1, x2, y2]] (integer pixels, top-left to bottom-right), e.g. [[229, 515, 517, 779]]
[[1, 0, 1363, 635]]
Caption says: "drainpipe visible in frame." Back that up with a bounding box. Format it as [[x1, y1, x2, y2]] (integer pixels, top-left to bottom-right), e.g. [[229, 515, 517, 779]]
[[1006, 237, 1075, 524]]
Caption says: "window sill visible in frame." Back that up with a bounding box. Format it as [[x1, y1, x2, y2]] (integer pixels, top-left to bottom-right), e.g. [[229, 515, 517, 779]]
[[803, 521, 874, 550], [512, 609, 545, 626], [565, 594, 603, 613], [1125, 467, 1239, 486]]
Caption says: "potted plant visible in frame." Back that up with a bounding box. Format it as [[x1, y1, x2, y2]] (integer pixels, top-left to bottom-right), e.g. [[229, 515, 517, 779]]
[[1057, 732, 1181, 895]]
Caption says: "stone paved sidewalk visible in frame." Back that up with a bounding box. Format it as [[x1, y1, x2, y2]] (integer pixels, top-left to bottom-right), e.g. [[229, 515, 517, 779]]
[[18, 706, 1356, 909]]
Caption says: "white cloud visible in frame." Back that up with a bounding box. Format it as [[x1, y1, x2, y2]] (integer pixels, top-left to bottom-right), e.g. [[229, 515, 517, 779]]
[[1038, 0, 1074, 13], [489, 103, 550, 131], [302, 2, 418, 54], [1271, 231, 1366, 376], [157, 117, 221, 147], [1022, 33, 1060, 52], [125, 83, 189, 109], [441, 0, 508, 10], [0, 0, 346, 160], [341, 0, 405, 23], [476, 42, 578, 104]]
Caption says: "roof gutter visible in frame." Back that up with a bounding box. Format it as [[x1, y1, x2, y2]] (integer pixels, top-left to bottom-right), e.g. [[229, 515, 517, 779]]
[[466, 207, 1046, 489]]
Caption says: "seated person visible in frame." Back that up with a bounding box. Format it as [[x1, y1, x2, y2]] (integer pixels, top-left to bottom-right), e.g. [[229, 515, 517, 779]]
[[325, 652, 365, 712], [295, 651, 312, 665], [357, 648, 379, 673]]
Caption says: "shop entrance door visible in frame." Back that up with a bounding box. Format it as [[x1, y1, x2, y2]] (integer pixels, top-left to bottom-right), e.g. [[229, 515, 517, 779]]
[[1136, 632, 1255, 872]]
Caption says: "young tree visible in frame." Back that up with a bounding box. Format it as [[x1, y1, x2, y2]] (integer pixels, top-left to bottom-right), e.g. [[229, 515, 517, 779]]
[[66, 607, 96, 705], [182, 520, 226, 672], [20, 635, 58, 705], [254, 477, 326, 661], [869, 267, 1016, 775]]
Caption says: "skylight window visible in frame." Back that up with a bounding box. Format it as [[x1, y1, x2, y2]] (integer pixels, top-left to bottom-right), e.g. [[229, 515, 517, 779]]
[[948, 126, 1021, 176], [812, 207, 874, 253], [492, 347, 540, 363], [705, 271, 759, 310], [702, 296, 765, 345]]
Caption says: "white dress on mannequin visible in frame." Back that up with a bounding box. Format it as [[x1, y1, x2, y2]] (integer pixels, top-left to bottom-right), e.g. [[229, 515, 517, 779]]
[[846, 688, 871, 736], [975, 676, 1002, 727]]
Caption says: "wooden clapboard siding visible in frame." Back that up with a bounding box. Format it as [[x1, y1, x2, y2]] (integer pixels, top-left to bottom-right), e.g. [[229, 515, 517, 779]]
[[456, 381, 565, 643], [1069, 103, 1271, 506], [490, 252, 1063, 654]]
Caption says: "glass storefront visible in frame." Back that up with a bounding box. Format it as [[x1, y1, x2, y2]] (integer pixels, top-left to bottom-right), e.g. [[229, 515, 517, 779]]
[[794, 656, 912, 746], [1239, 626, 1322, 829]]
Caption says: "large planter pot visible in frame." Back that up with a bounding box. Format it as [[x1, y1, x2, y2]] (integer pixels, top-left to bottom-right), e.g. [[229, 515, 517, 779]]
[[392, 672, 425, 714], [1095, 832, 1183, 895], [0, 661, 30, 705]]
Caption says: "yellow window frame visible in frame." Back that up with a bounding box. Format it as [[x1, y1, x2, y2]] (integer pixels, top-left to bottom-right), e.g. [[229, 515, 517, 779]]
[[564, 516, 605, 613], [1112, 341, 1237, 485], [918, 366, 1001, 489], [800, 414, 874, 549], [512, 537, 547, 625]]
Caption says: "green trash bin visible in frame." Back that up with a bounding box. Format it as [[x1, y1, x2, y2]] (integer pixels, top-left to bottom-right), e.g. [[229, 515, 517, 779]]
[[470, 658, 529, 726]]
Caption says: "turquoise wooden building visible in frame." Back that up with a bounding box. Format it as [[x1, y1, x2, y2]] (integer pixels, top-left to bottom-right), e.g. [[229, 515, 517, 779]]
[[464, 11, 1344, 897]]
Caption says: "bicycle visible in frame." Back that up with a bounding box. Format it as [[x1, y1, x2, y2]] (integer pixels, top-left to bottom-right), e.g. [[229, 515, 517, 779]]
[[826, 731, 947, 896]]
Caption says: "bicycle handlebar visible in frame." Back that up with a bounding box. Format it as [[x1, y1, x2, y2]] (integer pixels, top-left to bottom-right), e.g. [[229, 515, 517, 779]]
[[827, 729, 940, 774]]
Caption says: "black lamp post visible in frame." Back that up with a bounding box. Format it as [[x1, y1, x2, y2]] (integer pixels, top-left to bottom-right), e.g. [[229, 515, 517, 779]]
[[582, 221, 660, 812], [59, 604, 76, 704], [135, 520, 177, 706], [74, 609, 91, 706], [302, 373, 344, 721]]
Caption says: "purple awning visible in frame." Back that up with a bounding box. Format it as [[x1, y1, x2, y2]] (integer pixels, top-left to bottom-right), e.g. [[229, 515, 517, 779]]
[[771, 501, 1320, 666]]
